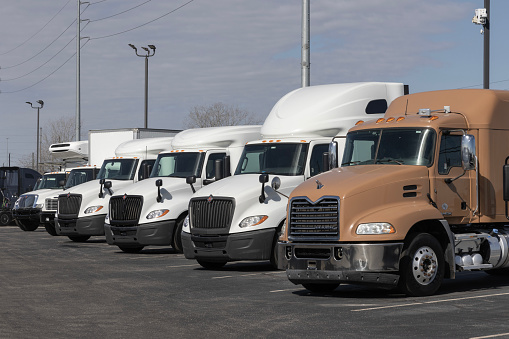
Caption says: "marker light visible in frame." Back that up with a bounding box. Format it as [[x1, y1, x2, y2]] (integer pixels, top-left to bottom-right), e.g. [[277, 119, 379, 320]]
[[376, 118, 385, 124], [355, 120, 364, 126], [396, 117, 405, 122], [356, 222, 395, 235]]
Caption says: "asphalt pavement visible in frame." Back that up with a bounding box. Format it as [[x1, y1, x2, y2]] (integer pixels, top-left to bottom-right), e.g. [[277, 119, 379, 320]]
[[1, 225, 509, 338]]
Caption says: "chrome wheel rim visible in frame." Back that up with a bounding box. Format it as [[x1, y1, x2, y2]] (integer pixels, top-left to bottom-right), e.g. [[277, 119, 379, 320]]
[[412, 246, 438, 285]]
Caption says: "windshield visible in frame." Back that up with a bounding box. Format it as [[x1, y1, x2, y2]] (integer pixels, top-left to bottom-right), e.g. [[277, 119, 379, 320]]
[[342, 128, 436, 167], [235, 143, 309, 176], [38, 173, 67, 189], [65, 168, 97, 188], [151, 152, 204, 178], [97, 159, 138, 180]]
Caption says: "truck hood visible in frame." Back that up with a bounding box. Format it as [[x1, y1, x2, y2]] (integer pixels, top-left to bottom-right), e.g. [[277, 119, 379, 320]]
[[291, 165, 430, 202]]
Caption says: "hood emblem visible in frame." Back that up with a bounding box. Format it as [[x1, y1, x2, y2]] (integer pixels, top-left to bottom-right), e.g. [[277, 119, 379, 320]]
[[316, 180, 324, 190], [207, 195, 213, 203], [123, 194, 127, 200], [67, 193, 71, 198]]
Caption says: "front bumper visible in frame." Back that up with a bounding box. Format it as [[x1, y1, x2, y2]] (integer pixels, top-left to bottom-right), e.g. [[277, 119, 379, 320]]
[[55, 214, 106, 236], [182, 228, 276, 262], [40, 211, 56, 225], [12, 208, 40, 221], [278, 241, 404, 286], [104, 219, 177, 246]]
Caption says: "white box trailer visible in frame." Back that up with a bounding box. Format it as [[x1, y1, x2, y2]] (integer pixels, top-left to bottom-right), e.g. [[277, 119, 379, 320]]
[[182, 82, 408, 269], [104, 125, 261, 253]]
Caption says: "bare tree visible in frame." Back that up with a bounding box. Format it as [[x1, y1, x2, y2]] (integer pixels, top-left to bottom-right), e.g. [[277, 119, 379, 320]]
[[18, 117, 76, 173], [184, 102, 262, 129]]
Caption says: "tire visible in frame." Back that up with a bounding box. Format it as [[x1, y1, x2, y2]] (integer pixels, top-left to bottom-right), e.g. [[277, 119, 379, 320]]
[[0, 212, 11, 226], [197, 260, 227, 270], [118, 245, 144, 253], [302, 283, 340, 293], [399, 233, 445, 297], [44, 224, 58, 236], [16, 219, 39, 231], [172, 218, 184, 253], [68, 235, 90, 242], [270, 226, 282, 269]]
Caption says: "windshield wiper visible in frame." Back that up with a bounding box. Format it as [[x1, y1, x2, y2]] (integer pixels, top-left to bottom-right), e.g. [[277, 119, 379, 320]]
[[375, 158, 404, 165], [341, 161, 361, 166]]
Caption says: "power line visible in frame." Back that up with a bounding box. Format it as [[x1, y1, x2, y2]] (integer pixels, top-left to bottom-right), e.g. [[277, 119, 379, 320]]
[[90, 0, 194, 40], [91, 0, 151, 22], [457, 79, 509, 89], [0, 0, 72, 56]]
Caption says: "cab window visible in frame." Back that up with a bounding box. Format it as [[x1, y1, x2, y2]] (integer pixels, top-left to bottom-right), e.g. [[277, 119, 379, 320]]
[[309, 144, 329, 177], [438, 133, 462, 175]]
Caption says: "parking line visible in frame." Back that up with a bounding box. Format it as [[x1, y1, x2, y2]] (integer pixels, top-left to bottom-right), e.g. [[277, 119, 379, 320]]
[[352, 292, 509, 312], [166, 264, 200, 268], [470, 333, 509, 339], [212, 271, 286, 280], [270, 288, 297, 293]]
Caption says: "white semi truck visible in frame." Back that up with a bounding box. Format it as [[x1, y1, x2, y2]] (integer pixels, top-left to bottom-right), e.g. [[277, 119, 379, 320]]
[[55, 136, 175, 242], [182, 82, 408, 269], [104, 125, 261, 253], [13, 140, 89, 232]]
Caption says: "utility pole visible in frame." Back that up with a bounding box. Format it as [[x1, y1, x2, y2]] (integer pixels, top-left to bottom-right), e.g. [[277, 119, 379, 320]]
[[76, 1, 89, 141], [472, 1, 490, 89], [301, 0, 310, 87], [26, 100, 44, 172]]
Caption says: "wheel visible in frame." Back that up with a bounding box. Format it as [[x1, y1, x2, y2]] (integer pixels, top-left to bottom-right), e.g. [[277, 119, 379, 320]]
[[399, 233, 444, 297], [16, 219, 39, 231], [197, 260, 227, 270], [172, 218, 184, 253], [44, 224, 58, 236], [302, 283, 340, 293], [0, 212, 11, 226], [269, 225, 283, 269], [68, 235, 90, 242], [118, 245, 144, 253]]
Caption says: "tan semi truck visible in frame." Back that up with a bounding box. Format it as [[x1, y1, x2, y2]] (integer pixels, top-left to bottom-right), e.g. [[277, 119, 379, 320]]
[[278, 89, 509, 296]]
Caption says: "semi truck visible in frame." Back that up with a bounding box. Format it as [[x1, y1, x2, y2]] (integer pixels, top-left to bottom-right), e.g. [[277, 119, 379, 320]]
[[104, 125, 261, 253], [278, 88, 509, 297], [55, 136, 175, 242], [182, 82, 407, 269], [0, 167, 41, 226], [13, 141, 89, 233]]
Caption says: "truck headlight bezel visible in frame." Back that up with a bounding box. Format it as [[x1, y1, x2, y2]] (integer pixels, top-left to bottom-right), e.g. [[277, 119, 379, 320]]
[[84, 205, 104, 214], [356, 222, 395, 235], [146, 209, 169, 219], [239, 215, 268, 228]]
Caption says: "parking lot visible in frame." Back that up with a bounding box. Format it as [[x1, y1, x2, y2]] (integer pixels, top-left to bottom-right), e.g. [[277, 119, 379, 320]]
[[2, 225, 509, 338]]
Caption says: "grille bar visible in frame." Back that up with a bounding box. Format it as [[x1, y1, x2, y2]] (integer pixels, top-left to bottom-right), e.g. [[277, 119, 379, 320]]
[[288, 196, 340, 241]]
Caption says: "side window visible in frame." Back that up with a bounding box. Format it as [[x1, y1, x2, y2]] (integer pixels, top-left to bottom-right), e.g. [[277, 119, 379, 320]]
[[438, 134, 462, 175], [205, 153, 226, 179], [309, 144, 329, 177], [138, 160, 155, 181]]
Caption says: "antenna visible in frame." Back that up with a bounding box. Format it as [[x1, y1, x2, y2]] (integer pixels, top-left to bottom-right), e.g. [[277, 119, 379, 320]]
[[405, 99, 409, 115]]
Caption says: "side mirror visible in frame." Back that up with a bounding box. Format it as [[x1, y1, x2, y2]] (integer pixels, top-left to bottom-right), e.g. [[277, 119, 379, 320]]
[[99, 179, 105, 185], [58, 180, 65, 187], [103, 181, 112, 190], [259, 173, 269, 203], [322, 152, 330, 172], [156, 179, 163, 203], [224, 155, 231, 177], [461, 134, 476, 170], [215, 159, 224, 181], [329, 141, 338, 169], [271, 177, 281, 191], [186, 176, 196, 193]]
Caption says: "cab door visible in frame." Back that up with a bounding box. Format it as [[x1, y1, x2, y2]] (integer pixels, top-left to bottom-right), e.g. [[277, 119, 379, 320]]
[[431, 131, 473, 223]]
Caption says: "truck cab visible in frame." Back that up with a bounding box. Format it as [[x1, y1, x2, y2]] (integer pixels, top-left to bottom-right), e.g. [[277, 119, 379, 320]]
[[103, 125, 261, 253], [182, 82, 407, 269], [278, 89, 509, 296], [55, 137, 173, 242]]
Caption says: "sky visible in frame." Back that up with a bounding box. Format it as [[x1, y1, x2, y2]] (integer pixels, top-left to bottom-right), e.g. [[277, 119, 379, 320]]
[[0, 0, 506, 167]]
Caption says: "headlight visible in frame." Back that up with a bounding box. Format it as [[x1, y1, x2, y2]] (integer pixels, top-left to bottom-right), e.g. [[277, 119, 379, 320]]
[[356, 222, 395, 235], [84, 205, 103, 214], [239, 215, 268, 228], [35, 203, 44, 209], [146, 209, 169, 219], [183, 215, 190, 228], [279, 219, 286, 239], [104, 214, 109, 222]]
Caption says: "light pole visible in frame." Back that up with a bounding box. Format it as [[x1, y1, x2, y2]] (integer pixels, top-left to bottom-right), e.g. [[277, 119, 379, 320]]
[[128, 44, 156, 128], [26, 100, 44, 172], [472, 1, 490, 89]]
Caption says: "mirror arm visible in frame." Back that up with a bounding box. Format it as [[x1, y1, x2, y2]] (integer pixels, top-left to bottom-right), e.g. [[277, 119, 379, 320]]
[[444, 169, 466, 184]]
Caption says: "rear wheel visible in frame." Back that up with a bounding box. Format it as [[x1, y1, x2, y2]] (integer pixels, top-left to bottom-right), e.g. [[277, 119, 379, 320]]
[[16, 219, 39, 231], [399, 233, 444, 297], [302, 283, 340, 293], [68, 235, 90, 242], [44, 224, 58, 236], [0, 212, 11, 226], [197, 260, 227, 270], [172, 218, 184, 253], [118, 245, 144, 253]]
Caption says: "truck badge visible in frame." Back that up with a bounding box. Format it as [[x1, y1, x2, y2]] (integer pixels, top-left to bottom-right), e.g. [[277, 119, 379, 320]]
[[67, 193, 71, 198], [123, 194, 127, 200], [207, 195, 213, 203], [316, 180, 324, 189]]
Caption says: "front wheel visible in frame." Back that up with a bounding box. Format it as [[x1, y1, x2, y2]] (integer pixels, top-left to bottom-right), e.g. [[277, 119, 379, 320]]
[[118, 245, 144, 253], [197, 260, 227, 270], [44, 224, 58, 236], [16, 219, 39, 231], [68, 235, 90, 242], [172, 218, 184, 253], [0, 212, 11, 226], [399, 233, 444, 297]]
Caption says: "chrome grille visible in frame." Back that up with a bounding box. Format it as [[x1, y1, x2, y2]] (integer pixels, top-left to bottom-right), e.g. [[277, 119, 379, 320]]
[[189, 197, 234, 230], [45, 198, 58, 211], [288, 196, 340, 241], [58, 194, 82, 216], [109, 195, 143, 225]]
